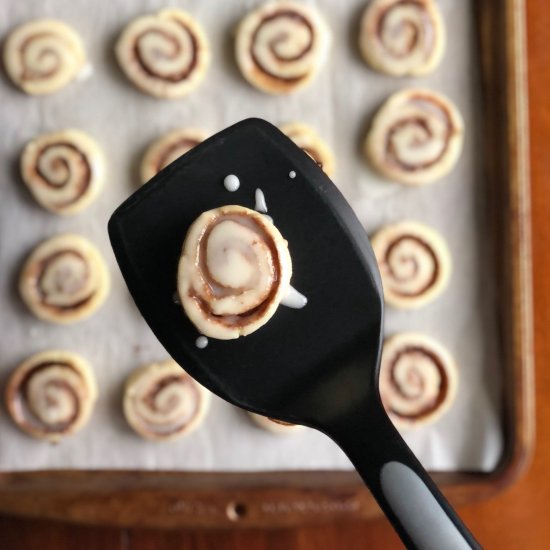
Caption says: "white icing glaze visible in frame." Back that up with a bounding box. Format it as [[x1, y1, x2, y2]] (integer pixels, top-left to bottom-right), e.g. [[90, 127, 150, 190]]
[[281, 285, 308, 309], [223, 174, 240, 192], [289, 170, 297, 179], [195, 336, 208, 349], [255, 188, 268, 213]]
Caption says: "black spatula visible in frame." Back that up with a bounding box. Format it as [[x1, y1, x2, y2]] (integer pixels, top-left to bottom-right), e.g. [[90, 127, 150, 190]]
[[109, 118, 480, 550]]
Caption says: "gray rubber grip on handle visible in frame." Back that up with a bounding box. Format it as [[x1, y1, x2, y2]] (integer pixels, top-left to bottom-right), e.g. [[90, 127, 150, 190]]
[[381, 462, 473, 550]]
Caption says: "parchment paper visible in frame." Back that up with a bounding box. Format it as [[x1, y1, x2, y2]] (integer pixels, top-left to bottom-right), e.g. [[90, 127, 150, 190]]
[[0, 0, 503, 472]]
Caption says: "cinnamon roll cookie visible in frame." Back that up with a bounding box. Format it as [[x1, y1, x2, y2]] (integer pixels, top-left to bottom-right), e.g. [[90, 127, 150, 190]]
[[115, 9, 210, 99], [20, 130, 104, 215], [140, 128, 208, 184], [379, 333, 458, 429], [3, 19, 86, 95], [371, 221, 451, 309], [280, 123, 335, 177], [177, 205, 292, 339], [19, 234, 110, 324], [235, 1, 331, 94], [359, 0, 445, 76], [123, 360, 210, 441], [249, 412, 305, 435], [365, 89, 464, 185], [6, 350, 97, 442]]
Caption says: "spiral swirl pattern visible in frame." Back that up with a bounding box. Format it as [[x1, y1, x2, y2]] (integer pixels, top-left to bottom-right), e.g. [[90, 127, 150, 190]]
[[124, 360, 210, 441], [365, 89, 464, 185], [6, 351, 97, 442], [21, 130, 104, 215], [379, 333, 458, 429], [372, 221, 451, 309], [19, 234, 110, 324], [140, 128, 207, 184], [280, 123, 335, 177], [359, 0, 445, 76], [3, 19, 86, 95], [236, 2, 330, 94], [178, 205, 292, 339], [115, 9, 210, 99]]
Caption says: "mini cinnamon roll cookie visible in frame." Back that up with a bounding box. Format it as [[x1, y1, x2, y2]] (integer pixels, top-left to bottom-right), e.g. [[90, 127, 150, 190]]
[[19, 234, 110, 324], [379, 333, 458, 429], [20, 130, 105, 215], [123, 360, 210, 441], [280, 123, 335, 177], [365, 89, 464, 185], [248, 412, 305, 435], [235, 1, 331, 94], [372, 221, 451, 309], [140, 128, 208, 184], [3, 19, 86, 95], [359, 0, 445, 76], [177, 205, 292, 340], [115, 9, 210, 99], [6, 350, 97, 442]]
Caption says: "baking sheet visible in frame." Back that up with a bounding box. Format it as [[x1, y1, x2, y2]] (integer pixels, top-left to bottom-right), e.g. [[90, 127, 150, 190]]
[[0, 0, 503, 472]]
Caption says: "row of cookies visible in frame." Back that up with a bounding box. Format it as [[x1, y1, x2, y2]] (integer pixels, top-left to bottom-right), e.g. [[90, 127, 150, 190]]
[[4, 1, 445, 97], [5, 331, 457, 443]]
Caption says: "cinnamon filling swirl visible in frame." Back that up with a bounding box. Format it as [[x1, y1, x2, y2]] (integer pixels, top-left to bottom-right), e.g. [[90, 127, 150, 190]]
[[365, 89, 463, 186], [19, 234, 110, 324], [236, 2, 330, 94], [178, 205, 292, 339], [124, 360, 210, 441], [379, 334, 458, 428], [4, 19, 87, 95], [372, 221, 451, 309], [6, 351, 97, 442]]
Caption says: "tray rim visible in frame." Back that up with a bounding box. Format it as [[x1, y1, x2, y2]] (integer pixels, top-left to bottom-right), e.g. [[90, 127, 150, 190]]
[[0, 0, 534, 528]]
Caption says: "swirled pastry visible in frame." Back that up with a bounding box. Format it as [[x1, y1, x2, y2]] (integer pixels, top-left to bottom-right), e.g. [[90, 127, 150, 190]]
[[140, 128, 208, 184], [379, 333, 458, 429], [371, 221, 451, 309], [359, 0, 445, 76], [19, 234, 110, 324], [365, 89, 464, 185], [115, 9, 210, 99], [248, 412, 305, 435], [280, 123, 335, 177], [235, 1, 330, 94], [177, 205, 292, 339], [123, 360, 210, 441], [3, 19, 86, 95], [6, 350, 97, 442], [20, 129, 105, 215]]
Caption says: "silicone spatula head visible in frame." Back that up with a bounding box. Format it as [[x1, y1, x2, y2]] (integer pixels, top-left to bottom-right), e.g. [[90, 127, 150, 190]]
[[108, 118, 479, 550], [108, 118, 384, 429]]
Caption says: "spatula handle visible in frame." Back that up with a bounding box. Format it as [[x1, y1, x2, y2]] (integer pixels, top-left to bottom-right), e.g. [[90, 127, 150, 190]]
[[332, 404, 482, 550]]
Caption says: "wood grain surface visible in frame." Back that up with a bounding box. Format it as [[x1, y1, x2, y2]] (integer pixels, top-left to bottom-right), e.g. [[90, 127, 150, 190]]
[[0, 0, 547, 548]]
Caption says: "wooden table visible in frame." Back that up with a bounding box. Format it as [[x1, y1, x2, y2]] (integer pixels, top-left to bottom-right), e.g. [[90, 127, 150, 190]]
[[2, 2, 548, 548]]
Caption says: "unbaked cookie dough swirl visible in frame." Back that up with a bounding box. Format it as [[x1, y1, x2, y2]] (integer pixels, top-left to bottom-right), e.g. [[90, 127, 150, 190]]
[[19, 234, 110, 324], [359, 0, 445, 76], [280, 123, 335, 177], [5, 350, 97, 442], [235, 1, 330, 94], [21, 129, 105, 215], [3, 19, 86, 95], [123, 360, 210, 441], [178, 205, 292, 339], [140, 128, 208, 184], [365, 89, 464, 185], [379, 333, 458, 429], [115, 9, 210, 99], [372, 221, 451, 309]]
